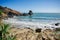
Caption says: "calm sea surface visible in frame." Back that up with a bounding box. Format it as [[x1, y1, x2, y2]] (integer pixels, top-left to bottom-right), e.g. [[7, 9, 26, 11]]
[[16, 13, 60, 22]]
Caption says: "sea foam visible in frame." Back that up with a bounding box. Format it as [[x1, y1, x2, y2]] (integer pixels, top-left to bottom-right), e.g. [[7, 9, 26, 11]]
[[3, 18, 60, 30]]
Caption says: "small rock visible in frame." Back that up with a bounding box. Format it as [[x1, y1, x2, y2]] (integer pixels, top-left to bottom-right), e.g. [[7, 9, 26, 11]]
[[35, 28, 42, 33]]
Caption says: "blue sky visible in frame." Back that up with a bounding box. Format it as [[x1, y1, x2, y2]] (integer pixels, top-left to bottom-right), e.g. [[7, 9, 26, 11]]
[[0, 0, 60, 13]]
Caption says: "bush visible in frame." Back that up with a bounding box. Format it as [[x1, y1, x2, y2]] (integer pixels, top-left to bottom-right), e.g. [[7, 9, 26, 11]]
[[0, 24, 16, 40]]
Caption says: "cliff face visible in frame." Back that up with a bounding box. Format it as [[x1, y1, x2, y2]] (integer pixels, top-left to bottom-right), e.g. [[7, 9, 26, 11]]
[[0, 6, 33, 18], [0, 6, 22, 17]]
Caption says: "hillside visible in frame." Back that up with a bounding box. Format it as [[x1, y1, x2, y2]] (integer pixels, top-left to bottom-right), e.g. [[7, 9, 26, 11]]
[[0, 6, 22, 17]]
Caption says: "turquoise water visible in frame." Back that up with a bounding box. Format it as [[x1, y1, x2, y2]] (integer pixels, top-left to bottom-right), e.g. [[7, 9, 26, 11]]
[[4, 13, 60, 28], [17, 13, 60, 22]]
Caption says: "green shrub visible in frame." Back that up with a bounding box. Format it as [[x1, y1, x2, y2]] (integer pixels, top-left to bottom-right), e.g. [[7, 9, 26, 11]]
[[0, 24, 16, 40]]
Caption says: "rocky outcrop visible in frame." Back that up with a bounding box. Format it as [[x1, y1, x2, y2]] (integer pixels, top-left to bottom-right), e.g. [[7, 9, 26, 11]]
[[7, 27, 60, 40], [0, 6, 33, 17], [28, 10, 33, 16], [0, 6, 22, 17], [42, 29, 55, 40]]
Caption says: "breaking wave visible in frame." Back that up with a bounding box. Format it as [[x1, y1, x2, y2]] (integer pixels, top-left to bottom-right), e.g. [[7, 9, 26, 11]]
[[3, 17, 60, 30]]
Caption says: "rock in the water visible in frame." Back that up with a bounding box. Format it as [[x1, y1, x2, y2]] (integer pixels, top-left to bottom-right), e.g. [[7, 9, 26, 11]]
[[28, 10, 33, 16], [55, 23, 60, 26]]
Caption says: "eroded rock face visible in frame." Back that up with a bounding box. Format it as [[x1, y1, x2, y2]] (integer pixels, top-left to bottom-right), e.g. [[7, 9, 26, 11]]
[[42, 29, 56, 40], [0, 6, 22, 17], [9, 27, 36, 40], [8, 27, 60, 40]]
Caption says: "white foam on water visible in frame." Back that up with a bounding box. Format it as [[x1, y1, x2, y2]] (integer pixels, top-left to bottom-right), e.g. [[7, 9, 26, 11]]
[[3, 18, 60, 30]]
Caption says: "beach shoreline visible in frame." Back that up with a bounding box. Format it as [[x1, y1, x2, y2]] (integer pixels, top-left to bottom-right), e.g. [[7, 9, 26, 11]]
[[3, 18, 60, 30], [7, 24, 60, 40], [2, 17, 60, 40]]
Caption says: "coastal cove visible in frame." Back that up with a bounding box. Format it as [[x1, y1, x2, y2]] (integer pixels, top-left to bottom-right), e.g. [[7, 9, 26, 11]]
[[3, 13, 60, 30], [0, 0, 60, 40], [3, 13, 60, 40]]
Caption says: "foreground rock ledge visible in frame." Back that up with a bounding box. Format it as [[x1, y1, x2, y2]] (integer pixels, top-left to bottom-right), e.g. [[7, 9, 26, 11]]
[[8, 27, 60, 40]]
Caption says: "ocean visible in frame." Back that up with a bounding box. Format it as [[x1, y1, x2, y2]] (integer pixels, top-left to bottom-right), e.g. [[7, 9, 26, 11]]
[[4, 13, 60, 30], [17, 13, 60, 22]]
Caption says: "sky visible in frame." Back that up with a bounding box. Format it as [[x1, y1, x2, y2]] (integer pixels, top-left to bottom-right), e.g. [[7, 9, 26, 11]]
[[0, 0, 60, 13]]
